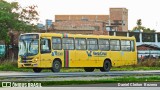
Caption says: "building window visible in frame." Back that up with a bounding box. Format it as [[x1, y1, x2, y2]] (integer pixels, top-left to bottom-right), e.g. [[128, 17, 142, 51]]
[[62, 38, 74, 50], [129, 32, 140, 42], [109, 31, 114, 36], [142, 33, 155, 42], [110, 40, 120, 51], [116, 32, 127, 36], [87, 39, 98, 50], [52, 37, 61, 50], [99, 39, 109, 51], [81, 16, 88, 21]]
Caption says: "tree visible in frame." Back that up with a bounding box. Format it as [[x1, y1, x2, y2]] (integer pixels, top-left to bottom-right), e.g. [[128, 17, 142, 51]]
[[132, 19, 155, 33], [0, 0, 39, 59], [137, 19, 142, 26], [0, 0, 39, 43]]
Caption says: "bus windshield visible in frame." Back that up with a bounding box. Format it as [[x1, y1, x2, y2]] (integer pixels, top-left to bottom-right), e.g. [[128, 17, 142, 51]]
[[19, 34, 39, 56]]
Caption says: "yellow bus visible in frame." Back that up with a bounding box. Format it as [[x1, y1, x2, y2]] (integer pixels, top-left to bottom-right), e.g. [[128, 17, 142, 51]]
[[18, 33, 137, 73]]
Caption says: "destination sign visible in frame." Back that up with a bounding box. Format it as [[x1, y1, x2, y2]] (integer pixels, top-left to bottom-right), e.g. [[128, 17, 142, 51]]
[[20, 34, 39, 40]]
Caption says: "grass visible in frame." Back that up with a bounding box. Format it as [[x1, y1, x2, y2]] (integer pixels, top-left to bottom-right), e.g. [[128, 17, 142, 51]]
[[111, 66, 160, 71], [0, 61, 31, 72], [0, 59, 160, 72], [0, 75, 160, 87], [42, 76, 160, 85], [111, 59, 160, 71]]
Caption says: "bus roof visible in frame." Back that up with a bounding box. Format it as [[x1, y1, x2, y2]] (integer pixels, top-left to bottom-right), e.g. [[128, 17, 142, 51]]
[[21, 33, 135, 40]]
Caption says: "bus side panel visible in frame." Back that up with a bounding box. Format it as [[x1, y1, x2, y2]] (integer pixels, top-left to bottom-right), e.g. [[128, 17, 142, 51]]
[[64, 50, 76, 68], [51, 50, 64, 67], [123, 52, 137, 65], [131, 50, 137, 65], [71, 50, 99, 67], [40, 52, 53, 68], [96, 51, 109, 67], [122, 51, 132, 65], [71, 50, 104, 67], [110, 51, 122, 66]]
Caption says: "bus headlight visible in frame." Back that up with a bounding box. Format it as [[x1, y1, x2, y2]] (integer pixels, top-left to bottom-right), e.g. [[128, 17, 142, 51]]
[[34, 58, 39, 62]]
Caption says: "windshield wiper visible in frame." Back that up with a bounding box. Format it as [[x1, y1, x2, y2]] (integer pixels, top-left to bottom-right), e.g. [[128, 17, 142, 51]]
[[29, 39, 34, 50], [20, 39, 38, 57], [22, 40, 27, 54]]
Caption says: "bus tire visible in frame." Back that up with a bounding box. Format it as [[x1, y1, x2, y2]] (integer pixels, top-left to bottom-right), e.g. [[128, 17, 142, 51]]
[[51, 60, 61, 72], [84, 67, 95, 72], [100, 60, 111, 72], [33, 68, 42, 73]]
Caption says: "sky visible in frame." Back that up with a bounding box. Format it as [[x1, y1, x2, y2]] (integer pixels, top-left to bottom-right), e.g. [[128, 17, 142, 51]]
[[5, 0, 160, 31]]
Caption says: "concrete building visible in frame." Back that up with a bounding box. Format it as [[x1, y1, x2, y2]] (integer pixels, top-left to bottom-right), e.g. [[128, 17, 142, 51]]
[[50, 8, 128, 35], [109, 8, 128, 31], [109, 31, 160, 59], [37, 23, 45, 30], [137, 44, 160, 59], [53, 20, 107, 35]]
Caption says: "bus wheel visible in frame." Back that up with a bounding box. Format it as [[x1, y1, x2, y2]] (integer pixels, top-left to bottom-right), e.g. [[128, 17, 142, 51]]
[[84, 67, 95, 72], [33, 68, 42, 73], [100, 60, 111, 72], [51, 60, 61, 72]]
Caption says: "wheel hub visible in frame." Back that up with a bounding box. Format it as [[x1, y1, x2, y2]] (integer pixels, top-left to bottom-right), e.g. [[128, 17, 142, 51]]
[[55, 63, 59, 69]]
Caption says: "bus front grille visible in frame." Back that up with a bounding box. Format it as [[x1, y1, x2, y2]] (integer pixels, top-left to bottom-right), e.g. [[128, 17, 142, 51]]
[[22, 60, 32, 63], [21, 58, 33, 60]]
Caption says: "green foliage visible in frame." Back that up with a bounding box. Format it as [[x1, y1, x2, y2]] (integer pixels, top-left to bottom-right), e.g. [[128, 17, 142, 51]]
[[0, 61, 32, 71], [132, 19, 156, 33], [0, 61, 17, 71], [0, 0, 39, 43], [0, 76, 160, 87], [137, 19, 142, 26], [2, 76, 159, 87], [139, 59, 160, 67], [112, 59, 160, 71], [143, 28, 156, 33]]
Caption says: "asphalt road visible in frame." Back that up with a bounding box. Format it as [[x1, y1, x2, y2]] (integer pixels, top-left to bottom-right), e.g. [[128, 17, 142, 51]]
[[1, 71, 160, 89], [0, 70, 160, 78]]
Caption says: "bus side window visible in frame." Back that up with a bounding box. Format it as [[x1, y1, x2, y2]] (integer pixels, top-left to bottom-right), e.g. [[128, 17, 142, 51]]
[[121, 40, 131, 51], [52, 37, 61, 50], [62, 38, 74, 50], [99, 39, 109, 51], [75, 38, 86, 50], [41, 39, 51, 53], [110, 40, 120, 51], [131, 40, 135, 51], [87, 39, 98, 50]]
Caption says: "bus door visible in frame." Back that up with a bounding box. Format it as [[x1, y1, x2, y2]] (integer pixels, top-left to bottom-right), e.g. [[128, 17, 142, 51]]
[[40, 37, 53, 67]]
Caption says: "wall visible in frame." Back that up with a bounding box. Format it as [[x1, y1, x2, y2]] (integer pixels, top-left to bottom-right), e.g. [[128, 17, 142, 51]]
[[110, 8, 128, 31]]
